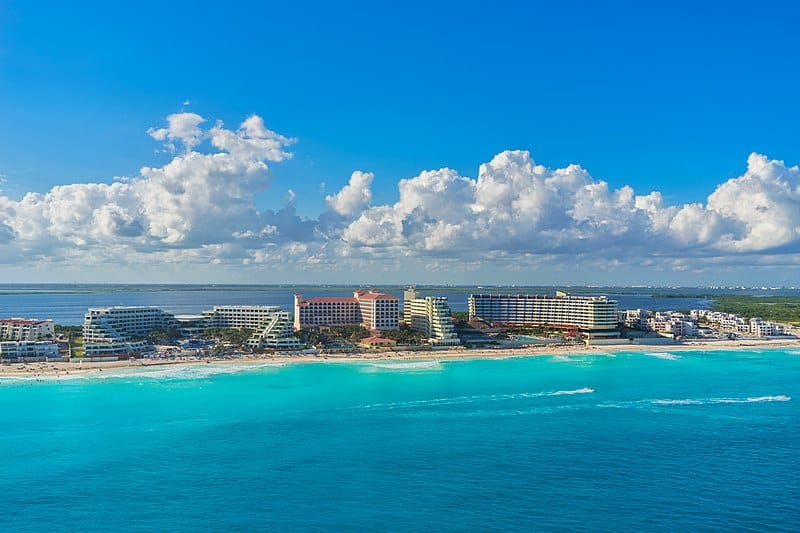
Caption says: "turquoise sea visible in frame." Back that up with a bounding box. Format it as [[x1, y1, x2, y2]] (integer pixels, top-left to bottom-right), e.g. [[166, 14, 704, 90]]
[[1, 349, 798, 531]]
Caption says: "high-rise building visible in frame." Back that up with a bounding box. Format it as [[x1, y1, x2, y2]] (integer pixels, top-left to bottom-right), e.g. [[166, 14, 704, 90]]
[[294, 290, 399, 331], [468, 291, 618, 334], [404, 289, 460, 346]]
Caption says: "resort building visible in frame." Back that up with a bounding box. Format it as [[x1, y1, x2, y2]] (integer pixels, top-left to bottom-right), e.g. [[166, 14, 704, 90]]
[[82, 306, 179, 356], [403, 289, 460, 346], [0, 318, 55, 341], [645, 312, 698, 338], [620, 309, 652, 330], [0, 341, 59, 360], [201, 305, 301, 349], [468, 291, 619, 335], [294, 290, 399, 331], [355, 290, 400, 331], [749, 318, 785, 337]]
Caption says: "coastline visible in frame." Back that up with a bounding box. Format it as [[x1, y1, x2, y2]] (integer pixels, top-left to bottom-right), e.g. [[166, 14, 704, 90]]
[[1, 337, 799, 379]]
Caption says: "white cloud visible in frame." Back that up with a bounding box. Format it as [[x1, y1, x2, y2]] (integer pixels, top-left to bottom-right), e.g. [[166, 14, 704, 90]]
[[339, 149, 800, 264], [325, 170, 373, 216], [1, 111, 799, 283], [147, 112, 206, 152]]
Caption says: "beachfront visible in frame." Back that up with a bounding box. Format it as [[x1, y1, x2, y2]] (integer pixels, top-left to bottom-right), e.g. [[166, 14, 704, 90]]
[[3, 337, 799, 378]]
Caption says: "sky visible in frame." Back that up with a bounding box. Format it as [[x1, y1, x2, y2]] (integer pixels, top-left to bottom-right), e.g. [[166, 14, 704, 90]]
[[1, 0, 799, 286]]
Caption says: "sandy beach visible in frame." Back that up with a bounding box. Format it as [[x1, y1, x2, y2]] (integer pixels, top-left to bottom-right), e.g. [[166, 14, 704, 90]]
[[1, 337, 799, 379]]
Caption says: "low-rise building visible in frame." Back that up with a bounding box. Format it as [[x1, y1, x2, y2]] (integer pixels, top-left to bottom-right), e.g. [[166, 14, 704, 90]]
[[749, 318, 785, 336], [0, 341, 59, 360], [0, 318, 55, 341], [622, 309, 652, 330]]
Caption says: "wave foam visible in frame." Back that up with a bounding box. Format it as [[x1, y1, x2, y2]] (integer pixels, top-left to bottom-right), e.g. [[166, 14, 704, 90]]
[[347, 387, 595, 412], [551, 387, 595, 396], [604, 394, 791, 409], [361, 361, 444, 372], [92, 363, 285, 381], [643, 352, 681, 360]]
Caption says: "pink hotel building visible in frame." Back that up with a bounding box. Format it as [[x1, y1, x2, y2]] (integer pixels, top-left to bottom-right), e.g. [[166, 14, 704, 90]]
[[293, 290, 399, 332]]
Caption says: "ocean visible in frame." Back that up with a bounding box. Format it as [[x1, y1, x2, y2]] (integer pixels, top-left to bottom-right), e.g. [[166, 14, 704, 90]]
[[1, 349, 798, 531]]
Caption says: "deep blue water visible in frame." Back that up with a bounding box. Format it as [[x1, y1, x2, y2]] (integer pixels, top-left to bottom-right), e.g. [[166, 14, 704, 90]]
[[3, 283, 784, 325], [1, 349, 798, 531]]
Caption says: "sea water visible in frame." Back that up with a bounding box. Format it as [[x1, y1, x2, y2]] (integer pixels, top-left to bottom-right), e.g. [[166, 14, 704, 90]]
[[1, 350, 798, 531]]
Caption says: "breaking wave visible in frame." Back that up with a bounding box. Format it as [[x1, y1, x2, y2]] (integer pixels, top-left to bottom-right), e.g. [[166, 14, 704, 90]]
[[360, 361, 444, 372], [643, 352, 681, 360]]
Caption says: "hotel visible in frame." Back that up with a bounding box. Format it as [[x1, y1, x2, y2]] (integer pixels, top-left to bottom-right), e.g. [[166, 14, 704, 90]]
[[468, 291, 619, 334], [83, 306, 179, 356], [294, 290, 399, 331], [0, 318, 55, 341], [201, 305, 301, 349], [403, 289, 460, 346], [0, 340, 59, 360]]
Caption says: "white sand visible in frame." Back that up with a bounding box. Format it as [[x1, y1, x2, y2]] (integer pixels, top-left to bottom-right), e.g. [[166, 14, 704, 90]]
[[1, 337, 798, 378]]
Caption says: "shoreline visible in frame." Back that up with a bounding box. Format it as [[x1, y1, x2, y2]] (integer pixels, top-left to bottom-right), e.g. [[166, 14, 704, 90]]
[[1, 338, 799, 379]]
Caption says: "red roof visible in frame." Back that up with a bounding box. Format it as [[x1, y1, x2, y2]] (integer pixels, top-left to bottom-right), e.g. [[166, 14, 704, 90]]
[[355, 291, 398, 301]]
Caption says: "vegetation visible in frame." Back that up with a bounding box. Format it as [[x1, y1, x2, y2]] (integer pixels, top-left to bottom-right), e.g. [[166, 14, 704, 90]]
[[451, 311, 469, 324], [381, 325, 425, 345], [206, 328, 255, 345], [300, 325, 371, 347], [148, 327, 181, 345], [709, 295, 800, 326], [54, 325, 83, 337]]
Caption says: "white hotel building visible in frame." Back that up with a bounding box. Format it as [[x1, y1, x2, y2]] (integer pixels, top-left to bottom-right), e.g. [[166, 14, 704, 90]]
[[0, 341, 60, 360], [0, 318, 55, 341], [201, 305, 301, 349], [83, 306, 179, 356], [403, 289, 460, 346], [468, 291, 619, 334], [83, 305, 302, 355]]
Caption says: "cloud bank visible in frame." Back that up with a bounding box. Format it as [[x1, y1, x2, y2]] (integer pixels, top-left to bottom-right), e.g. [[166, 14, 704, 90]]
[[1, 112, 798, 282]]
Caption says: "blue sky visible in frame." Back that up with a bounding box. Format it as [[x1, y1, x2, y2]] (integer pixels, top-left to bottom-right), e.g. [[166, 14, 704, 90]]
[[1, 1, 799, 285]]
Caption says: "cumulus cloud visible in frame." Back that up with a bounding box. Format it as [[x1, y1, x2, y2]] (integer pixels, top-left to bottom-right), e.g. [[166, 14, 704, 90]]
[[0, 113, 307, 266], [340, 150, 800, 263], [1, 111, 799, 282], [325, 170, 373, 216], [147, 112, 206, 152]]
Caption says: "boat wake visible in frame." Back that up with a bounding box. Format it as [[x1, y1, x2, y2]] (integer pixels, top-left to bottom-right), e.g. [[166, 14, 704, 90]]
[[345, 387, 595, 412], [601, 394, 790, 409]]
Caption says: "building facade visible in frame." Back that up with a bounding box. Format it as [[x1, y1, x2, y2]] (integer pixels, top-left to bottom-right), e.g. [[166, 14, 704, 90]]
[[404, 289, 460, 346], [0, 319, 55, 341], [468, 291, 619, 333], [0, 341, 59, 360], [82, 306, 179, 356], [294, 290, 399, 331], [201, 305, 301, 349]]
